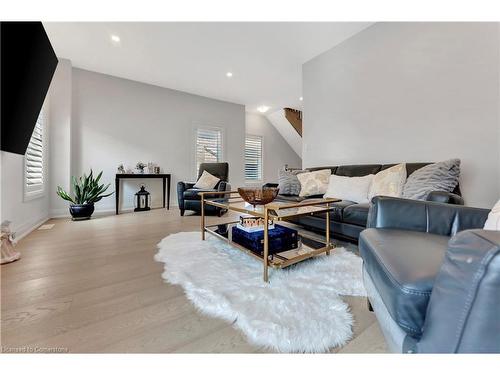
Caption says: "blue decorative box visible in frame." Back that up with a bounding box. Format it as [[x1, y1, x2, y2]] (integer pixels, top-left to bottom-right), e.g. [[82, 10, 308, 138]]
[[232, 224, 298, 255]]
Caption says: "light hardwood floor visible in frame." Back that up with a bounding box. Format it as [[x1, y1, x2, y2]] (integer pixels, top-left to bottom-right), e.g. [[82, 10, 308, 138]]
[[1, 208, 386, 353]]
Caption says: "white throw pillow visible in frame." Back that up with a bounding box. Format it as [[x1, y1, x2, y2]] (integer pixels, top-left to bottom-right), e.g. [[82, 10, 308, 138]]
[[484, 199, 500, 230], [324, 174, 374, 203], [297, 169, 331, 197], [369, 163, 407, 200], [193, 170, 220, 189]]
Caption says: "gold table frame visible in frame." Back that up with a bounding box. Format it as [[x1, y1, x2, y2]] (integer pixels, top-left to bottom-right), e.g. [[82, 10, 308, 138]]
[[199, 191, 340, 282]]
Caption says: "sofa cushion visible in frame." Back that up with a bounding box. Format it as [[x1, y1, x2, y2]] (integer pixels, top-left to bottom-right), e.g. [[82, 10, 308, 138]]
[[324, 174, 374, 204], [193, 170, 220, 189], [335, 164, 381, 177], [312, 200, 356, 222], [343, 203, 370, 226], [359, 228, 448, 338], [369, 163, 407, 200], [402, 159, 461, 200], [183, 188, 218, 200], [278, 168, 308, 196], [297, 169, 331, 197]]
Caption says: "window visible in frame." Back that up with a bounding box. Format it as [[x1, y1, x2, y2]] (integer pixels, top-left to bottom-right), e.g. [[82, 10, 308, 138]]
[[195, 127, 223, 174], [24, 109, 45, 199], [245, 135, 263, 181]]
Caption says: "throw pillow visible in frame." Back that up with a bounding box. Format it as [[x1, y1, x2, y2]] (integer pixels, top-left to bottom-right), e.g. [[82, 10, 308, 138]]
[[369, 163, 407, 200], [324, 174, 374, 203], [484, 199, 500, 230], [297, 169, 331, 197], [193, 170, 220, 189], [402, 159, 460, 200], [278, 168, 308, 196]]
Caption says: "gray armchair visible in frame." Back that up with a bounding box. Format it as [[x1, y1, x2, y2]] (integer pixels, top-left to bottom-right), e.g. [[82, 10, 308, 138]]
[[359, 196, 499, 353], [177, 162, 230, 216]]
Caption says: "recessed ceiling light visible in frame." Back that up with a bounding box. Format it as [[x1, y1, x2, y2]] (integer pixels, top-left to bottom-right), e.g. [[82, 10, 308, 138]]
[[111, 35, 121, 43], [257, 105, 270, 113], [299, 96, 303, 101], [226, 72, 233, 78]]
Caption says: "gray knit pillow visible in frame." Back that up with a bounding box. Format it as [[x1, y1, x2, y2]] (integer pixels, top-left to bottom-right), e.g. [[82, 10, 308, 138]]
[[402, 159, 461, 200], [278, 169, 308, 196]]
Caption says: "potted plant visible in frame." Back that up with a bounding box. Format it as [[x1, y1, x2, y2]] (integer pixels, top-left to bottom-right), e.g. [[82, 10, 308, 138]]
[[57, 170, 114, 220]]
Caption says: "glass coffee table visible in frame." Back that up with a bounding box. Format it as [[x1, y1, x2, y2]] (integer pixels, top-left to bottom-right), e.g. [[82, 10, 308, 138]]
[[199, 191, 340, 282]]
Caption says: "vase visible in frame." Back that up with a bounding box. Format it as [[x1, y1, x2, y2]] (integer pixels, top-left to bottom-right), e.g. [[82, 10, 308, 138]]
[[69, 203, 95, 221]]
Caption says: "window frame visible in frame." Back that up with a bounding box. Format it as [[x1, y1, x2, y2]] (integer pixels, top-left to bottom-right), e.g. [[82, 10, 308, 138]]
[[23, 104, 47, 201], [193, 125, 225, 178], [244, 134, 264, 183]]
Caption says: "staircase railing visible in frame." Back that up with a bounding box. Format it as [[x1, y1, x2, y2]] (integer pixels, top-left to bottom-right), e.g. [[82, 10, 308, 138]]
[[284, 108, 302, 136]]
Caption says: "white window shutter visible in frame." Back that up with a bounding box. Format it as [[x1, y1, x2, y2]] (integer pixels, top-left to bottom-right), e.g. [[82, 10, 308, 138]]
[[25, 110, 44, 195], [196, 128, 222, 174], [245, 135, 263, 181]]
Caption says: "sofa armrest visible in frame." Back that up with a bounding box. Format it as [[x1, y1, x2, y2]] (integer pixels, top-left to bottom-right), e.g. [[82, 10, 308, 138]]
[[416, 230, 500, 353], [217, 181, 231, 203], [217, 181, 230, 192], [177, 181, 195, 208], [367, 196, 489, 236], [426, 191, 464, 205]]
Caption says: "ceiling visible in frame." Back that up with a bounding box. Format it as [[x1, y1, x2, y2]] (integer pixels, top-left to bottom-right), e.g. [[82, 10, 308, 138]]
[[43, 22, 372, 112]]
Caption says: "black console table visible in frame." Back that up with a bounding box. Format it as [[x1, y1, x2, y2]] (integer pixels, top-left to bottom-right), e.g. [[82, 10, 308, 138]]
[[115, 174, 171, 215]]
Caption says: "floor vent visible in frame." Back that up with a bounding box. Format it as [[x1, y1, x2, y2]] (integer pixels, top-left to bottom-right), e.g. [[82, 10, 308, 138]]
[[38, 224, 55, 230]]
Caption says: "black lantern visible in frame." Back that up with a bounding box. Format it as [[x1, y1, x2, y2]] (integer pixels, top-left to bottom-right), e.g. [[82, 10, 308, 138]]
[[134, 185, 151, 212]]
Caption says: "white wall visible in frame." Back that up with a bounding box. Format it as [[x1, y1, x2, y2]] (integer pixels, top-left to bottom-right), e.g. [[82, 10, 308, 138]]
[[245, 112, 302, 185], [266, 109, 302, 158], [49, 59, 72, 216], [303, 22, 500, 208], [69, 68, 246, 212], [1, 106, 51, 237]]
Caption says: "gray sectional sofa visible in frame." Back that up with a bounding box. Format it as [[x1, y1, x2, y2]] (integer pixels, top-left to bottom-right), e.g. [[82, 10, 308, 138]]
[[270, 163, 464, 243], [360, 196, 499, 353]]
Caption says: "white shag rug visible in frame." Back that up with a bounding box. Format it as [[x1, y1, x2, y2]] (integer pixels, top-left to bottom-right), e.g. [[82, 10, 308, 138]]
[[154, 231, 366, 353]]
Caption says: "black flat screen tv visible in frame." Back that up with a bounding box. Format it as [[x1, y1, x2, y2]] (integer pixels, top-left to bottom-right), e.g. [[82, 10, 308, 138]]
[[1, 22, 58, 155]]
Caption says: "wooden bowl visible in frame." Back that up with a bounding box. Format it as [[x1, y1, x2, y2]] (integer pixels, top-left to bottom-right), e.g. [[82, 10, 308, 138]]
[[238, 187, 279, 206]]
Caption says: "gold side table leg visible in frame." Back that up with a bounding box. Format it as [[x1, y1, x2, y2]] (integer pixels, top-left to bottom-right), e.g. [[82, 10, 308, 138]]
[[263, 207, 269, 282], [201, 194, 205, 240], [326, 203, 331, 255]]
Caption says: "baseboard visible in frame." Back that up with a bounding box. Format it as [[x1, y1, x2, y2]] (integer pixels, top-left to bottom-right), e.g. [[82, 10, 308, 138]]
[[50, 204, 178, 218], [14, 215, 50, 241]]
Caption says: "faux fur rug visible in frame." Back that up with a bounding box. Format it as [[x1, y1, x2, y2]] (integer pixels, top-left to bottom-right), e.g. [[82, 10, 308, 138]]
[[154, 231, 366, 353]]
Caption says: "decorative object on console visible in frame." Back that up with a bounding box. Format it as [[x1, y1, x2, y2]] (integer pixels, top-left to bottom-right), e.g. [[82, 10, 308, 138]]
[[323, 174, 374, 203], [57, 170, 114, 220], [1, 221, 21, 264], [134, 186, 151, 212], [369, 163, 407, 200], [237, 187, 279, 207], [484, 199, 500, 230], [297, 169, 331, 197], [403, 159, 460, 200], [147, 162, 161, 174], [278, 168, 308, 196], [135, 162, 146, 174], [193, 170, 220, 189], [117, 164, 125, 174]]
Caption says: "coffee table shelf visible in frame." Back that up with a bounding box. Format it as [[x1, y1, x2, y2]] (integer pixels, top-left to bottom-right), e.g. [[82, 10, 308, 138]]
[[199, 191, 340, 282]]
